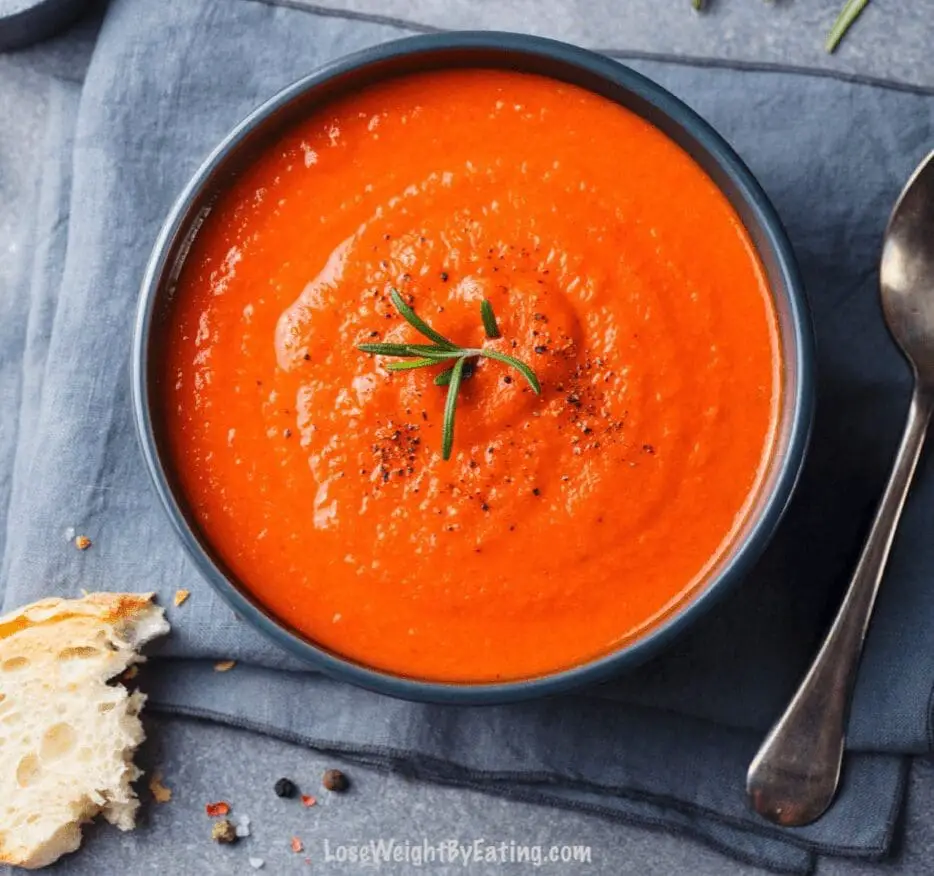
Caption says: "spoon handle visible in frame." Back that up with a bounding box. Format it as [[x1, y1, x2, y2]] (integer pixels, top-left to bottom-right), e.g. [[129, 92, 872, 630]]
[[747, 385, 934, 827]]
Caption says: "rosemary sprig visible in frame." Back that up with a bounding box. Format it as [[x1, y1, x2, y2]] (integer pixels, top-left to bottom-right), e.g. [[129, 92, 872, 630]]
[[358, 289, 541, 460]]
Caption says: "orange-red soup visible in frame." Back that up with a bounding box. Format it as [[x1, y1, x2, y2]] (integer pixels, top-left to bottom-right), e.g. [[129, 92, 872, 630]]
[[161, 69, 779, 682]]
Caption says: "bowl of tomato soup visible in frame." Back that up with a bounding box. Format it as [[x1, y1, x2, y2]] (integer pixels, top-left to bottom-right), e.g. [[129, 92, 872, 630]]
[[134, 33, 813, 703]]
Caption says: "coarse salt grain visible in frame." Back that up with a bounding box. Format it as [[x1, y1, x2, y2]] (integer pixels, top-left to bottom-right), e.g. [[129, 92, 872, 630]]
[[249, 858, 264, 870], [64, 526, 75, 541], [235, 823, 251, 838]]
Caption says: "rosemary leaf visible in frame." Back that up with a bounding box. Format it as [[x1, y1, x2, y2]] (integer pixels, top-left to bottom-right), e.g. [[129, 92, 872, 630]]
[[479, 349, 542, 394], [359, 342, 464, 359], [434, 367, 455, 386], [384, 358, 437, 372], [442, 357, 467, 460], [390, 289, 459, 349], [480, 299, 501, 339], [825, 0, 869, 53]]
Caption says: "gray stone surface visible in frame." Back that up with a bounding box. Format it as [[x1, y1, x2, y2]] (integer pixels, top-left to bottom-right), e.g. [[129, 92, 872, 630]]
[[46, 715, 934, 876], [293, 0, 932, 92], [4, 2, 934, 874]]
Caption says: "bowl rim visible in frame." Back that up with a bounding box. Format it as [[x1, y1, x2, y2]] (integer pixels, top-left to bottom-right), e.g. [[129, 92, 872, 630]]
[[133, 30, 815, 705]]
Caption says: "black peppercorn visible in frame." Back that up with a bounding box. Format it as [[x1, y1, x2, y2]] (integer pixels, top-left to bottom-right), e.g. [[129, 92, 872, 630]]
[[274, 777, 297, 798], [323, 769, 349, 792]]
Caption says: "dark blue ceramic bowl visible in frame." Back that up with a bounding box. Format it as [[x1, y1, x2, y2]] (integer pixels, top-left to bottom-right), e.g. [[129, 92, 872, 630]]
[[133, 32, 814, 705]]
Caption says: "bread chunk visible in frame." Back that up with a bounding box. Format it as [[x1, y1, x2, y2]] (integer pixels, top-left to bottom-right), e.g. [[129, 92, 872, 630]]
[[0, 593, 169, 869]]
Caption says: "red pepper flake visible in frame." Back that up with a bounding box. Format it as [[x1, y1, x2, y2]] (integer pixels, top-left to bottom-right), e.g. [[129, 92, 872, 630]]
[[301, 794, 317, 807], [291, 837, 304, 853], [206, 801, 230, 817]]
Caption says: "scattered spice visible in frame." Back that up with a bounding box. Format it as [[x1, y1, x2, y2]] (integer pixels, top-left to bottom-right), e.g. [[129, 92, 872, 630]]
[[439, 271, 449, 281], [532, 487, 541, 497], [212, 819, 237, 844], [74, 535, 92, 551], [291, 837, 304, 853], [301, 794, 317, 807], [205, 801, 230, 817], [121, 665, 139, 682], [149, 771, 172, 803], [323, 768, 349, 792], [274, 777, 297, 798], [214, 660, 236, 672], [173, 589, 191, 607]]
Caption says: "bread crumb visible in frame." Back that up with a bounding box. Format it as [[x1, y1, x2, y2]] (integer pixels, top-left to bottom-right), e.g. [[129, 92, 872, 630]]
[[291, 837, 304, 853], [214, 660, 236, 672], [173, 589, 190, 607], [149, 771, 172, 803], [211, 819, 237, 844], [74, 535, 92, 551], [121, 665, 139, 681]]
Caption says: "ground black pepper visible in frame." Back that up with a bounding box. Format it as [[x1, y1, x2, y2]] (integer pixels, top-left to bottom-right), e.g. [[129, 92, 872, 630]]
[[274, 778, 297, 798]]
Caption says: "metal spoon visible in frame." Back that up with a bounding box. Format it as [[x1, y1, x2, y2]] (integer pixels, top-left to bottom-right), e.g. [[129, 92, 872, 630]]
[[746, 150, 934, 827]]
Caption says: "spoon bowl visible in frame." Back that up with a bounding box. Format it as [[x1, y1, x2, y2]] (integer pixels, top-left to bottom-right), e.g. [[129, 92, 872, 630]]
[[882, 151, 934, 382]]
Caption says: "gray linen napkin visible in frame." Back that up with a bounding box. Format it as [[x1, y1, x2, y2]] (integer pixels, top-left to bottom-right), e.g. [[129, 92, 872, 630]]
[[4, 0, 934, 871]]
